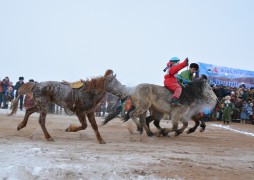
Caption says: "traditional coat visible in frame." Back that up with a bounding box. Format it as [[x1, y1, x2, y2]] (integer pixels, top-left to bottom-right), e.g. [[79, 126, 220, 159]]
[[222, 100, 233, 122]]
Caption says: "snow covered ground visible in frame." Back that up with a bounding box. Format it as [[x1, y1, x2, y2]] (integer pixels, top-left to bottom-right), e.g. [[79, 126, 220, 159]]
[[1, 109, 254, 180]]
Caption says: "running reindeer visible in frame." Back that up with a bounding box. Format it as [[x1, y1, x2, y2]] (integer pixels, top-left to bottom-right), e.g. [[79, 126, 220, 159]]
[[9, 70, 128, 144]]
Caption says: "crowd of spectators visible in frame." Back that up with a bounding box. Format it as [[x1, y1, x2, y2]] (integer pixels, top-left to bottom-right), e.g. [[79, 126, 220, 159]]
[[0, 76, 35, 110], [204, 83, 254, 125]]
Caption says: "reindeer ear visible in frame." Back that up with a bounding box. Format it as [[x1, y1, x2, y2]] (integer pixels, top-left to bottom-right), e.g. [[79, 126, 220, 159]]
[[104, 69, 113, 77], [113, 74, 116, 78]]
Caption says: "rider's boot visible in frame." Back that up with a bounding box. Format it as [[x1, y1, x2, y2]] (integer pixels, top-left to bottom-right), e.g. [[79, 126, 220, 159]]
[[170, 98, 181, 106]]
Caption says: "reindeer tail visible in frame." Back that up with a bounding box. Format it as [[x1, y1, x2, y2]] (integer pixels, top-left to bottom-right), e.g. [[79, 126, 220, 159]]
[[8, 82, 35, 116]]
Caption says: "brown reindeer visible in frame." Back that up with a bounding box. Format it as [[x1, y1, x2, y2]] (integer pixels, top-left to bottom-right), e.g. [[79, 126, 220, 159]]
[[9, 70, 127, 144]]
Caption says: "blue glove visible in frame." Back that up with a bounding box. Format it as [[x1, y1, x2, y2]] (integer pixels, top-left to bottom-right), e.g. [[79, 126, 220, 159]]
[[183, 79, 189, 85]]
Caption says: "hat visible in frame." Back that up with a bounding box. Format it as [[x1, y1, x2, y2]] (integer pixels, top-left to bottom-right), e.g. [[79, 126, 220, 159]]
[[29, 79, 34, 82], [225, 96, 231, 100], [19, 77, 24, 80], [190, 63, 199, 70], [169, 57, 180, 63]]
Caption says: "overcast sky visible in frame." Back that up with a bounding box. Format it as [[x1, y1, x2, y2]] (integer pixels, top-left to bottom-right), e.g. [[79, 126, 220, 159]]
[[1, 0, 254, 86]]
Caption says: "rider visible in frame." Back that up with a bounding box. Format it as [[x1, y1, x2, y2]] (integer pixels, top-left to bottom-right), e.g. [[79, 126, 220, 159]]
[[177, 63, 199, 85], [164, 57, 188, 105]]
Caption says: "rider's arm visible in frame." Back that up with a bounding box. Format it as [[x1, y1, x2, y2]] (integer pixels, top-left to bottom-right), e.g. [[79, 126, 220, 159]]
[[169, 58, 188, 75]]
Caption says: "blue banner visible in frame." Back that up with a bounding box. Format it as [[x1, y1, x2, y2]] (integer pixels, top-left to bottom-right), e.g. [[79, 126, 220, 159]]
[[198, 62, 254, 88]]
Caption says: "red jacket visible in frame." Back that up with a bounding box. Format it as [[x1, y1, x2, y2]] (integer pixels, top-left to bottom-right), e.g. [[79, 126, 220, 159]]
[[164, 58, 188, 85]]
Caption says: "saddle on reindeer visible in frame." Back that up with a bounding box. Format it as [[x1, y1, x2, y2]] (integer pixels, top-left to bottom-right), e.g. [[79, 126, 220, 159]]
[[103, 76, 217, 137], [8, 69, 128, 144]]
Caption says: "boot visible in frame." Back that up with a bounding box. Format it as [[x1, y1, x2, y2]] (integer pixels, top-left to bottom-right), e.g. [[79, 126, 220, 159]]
[[170, 98, 181, 106]]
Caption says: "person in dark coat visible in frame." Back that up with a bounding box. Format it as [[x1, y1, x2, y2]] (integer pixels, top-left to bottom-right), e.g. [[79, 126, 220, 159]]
[[14, 76, 25, 110], [1, 77, 10, 108]]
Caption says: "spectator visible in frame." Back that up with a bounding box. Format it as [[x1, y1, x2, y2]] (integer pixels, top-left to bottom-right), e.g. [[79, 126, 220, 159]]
[[232, 97, 241, 121], [240, 100, 248, 124], [239, 83, 246, 88], [246, 102, 253, 124], [214, 85, 226, 101], [1, 77, 10, 108], [242, 88, 249, 101], [237, 87, 244, 99], [5, 86, 14, 109], [248, 87, 254, 101], [222, 96, 233, 124], [14, 76, 25, 110]]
